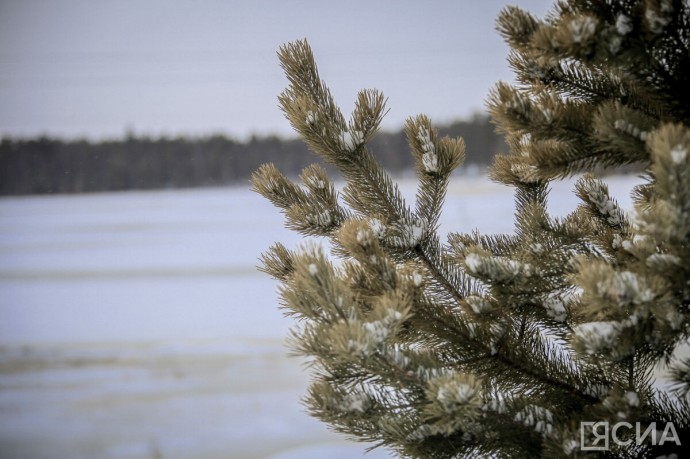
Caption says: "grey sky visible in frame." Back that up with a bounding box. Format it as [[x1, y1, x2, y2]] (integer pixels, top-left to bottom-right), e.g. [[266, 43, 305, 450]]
[[0, 0, 553, 140]]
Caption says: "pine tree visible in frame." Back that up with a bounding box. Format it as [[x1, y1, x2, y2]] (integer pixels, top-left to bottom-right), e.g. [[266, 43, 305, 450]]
[[251, 0, 690, 457]]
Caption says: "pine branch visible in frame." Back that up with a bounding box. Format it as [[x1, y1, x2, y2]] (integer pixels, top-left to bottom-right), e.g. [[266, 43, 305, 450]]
[[256, 1, 690, 456]]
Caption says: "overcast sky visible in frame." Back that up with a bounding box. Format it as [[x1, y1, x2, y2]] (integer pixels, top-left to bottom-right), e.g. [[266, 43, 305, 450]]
[[0, 0, 553, 140]]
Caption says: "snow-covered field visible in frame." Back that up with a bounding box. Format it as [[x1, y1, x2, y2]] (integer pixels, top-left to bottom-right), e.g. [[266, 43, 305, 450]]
[[0, 174, 641, 459]]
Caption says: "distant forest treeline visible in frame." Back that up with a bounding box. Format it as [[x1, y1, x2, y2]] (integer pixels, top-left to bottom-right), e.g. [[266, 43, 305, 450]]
[[0, 116, 507, 195]]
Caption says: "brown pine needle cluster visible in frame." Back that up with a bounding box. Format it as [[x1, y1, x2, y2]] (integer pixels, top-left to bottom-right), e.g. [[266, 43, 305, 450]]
[[252, 1, 690, 457]]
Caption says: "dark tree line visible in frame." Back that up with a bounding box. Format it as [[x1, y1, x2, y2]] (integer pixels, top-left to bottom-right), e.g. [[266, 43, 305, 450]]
[[0, 115, 506, 195]]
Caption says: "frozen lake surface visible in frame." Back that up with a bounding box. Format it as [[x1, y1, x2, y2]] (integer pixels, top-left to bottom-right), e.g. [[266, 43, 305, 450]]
[[0, 174, 641, 458]]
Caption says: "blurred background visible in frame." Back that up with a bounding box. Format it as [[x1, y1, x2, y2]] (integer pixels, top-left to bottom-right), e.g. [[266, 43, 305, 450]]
[[0, 1, 599, 458]]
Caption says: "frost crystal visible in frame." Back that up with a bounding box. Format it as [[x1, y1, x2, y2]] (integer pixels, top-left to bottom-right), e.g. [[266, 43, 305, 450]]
[[614, 119, 649, 141], [388, 309, 403, 322], [422, 152, 439, 173], [464, 253, 482, 274], [495, 259, 520, 278], [563, 439, 579, 454], [307, 210, 333, 227], [305, 110, 318, 125], [584, 181, 624, 226], [347, 338, 372, 356], [482, 398, 507, 414], [466, 321, 478, 338], [490, 323, 505, 340], [615, 14, 633, 35], [625, 391, 640, 407], [308, 263, 318, 276], [518, 133, 532, 151], [385, 345, 411, 368], [620, 313, 640, 328], [514, 405, 554, 437], [464, 253, 527, 282], [356, 228, 373, 245], [510, 163, 539, 183], [412, 271, 423, 287], [435, 380, 479, 413], [304, 175, 326, 189], [352, 309, 404, 356], [543, 294, 567, 322], [341, 392, 371, 413], [389, 220, 425, 248], [467, 295, 492, 315], [598, 270, 654, 306], [638, 288, 655, 303], [671, 144, 687, 164], [666, 310, 684, 330], [573, 321, 621, 354], [609, 35, 623, 55], [612, 234, 624, 249], [417, 127, 438, 173], [530, 242, 544, 254], [501, 259, 521, 276], [568, 16, 598, 43], [405, 424, 434, 443], [339, 129, 364, 152], [364, 320, 389, 344], [369, 218, 385, 239], [417, 126, 434, 154], [411, 222, 424, 242]]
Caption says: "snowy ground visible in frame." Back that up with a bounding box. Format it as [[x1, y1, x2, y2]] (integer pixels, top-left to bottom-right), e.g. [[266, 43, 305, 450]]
[[0, 174, 642, 459]]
